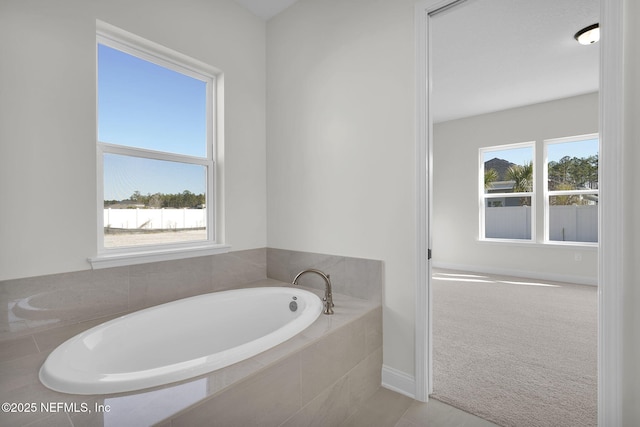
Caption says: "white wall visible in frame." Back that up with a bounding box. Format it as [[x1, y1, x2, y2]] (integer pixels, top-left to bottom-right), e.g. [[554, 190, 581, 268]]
[[623, 0, 640, 422], [266, 0, 417, 375], [0, 0, 267, 281], [433, 93, 599, 285]]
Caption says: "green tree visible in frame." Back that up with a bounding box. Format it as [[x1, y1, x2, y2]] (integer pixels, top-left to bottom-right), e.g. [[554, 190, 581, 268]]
[[550, 184, 583, 205], [507, 161, 533, 206], [548, 154, 598, 190], [484, 168, 499, 191]]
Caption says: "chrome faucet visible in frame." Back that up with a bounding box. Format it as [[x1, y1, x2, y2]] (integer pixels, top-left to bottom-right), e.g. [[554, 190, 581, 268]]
[[292, 269, 335, 315]]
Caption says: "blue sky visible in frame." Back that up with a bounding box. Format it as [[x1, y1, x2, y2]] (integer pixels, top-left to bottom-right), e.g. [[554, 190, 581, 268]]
[[98, 44, 207, 200], [547, 138, 598, 163]]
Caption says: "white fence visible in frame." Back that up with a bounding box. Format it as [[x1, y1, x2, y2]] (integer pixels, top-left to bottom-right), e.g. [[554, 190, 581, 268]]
[[485, 205, 597, 242], [548, 205, 598, 242], [104, 208, 206, 230], [485, 206, 532, 239]]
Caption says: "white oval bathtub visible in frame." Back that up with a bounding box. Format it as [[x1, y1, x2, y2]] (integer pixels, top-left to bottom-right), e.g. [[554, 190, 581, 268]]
[[39, 287, 323, 395]]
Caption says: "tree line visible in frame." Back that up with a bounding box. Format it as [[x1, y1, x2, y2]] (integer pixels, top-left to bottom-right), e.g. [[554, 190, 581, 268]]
[[105, 190, 205, 209], [548, 155, 598, 191], [485, 155, 598, 192], [484, 155, 598, 207]]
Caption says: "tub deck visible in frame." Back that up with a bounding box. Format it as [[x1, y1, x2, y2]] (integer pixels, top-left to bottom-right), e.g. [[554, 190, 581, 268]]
[[0, 278, 382, 427]]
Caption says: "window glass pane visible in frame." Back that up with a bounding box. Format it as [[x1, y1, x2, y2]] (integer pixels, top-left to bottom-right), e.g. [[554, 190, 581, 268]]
[[549, 196, 598, 243], [547, 138, 598, 191], [485, 197, 532, 240], [483, 146, 533, 193], [98, 44, 207, 157], [103, 154, 207, 248]]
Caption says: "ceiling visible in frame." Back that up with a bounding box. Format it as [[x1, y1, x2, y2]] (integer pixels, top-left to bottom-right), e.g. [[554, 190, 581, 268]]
[[234, 0, 599, 123], [233, 0, 299, 20]]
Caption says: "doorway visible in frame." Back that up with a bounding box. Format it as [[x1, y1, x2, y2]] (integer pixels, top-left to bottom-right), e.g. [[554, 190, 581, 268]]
[[414, 0, 624, 425]]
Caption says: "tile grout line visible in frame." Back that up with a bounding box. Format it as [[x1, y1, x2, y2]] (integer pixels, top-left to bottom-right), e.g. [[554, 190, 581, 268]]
[[31, 334, 41, 353]]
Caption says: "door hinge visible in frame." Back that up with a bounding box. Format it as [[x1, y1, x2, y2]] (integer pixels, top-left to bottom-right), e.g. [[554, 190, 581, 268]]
[[428, 249, 432, 260]]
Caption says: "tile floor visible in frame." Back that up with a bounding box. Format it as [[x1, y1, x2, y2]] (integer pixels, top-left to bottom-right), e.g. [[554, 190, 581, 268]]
[[341, 387, 499, 427]]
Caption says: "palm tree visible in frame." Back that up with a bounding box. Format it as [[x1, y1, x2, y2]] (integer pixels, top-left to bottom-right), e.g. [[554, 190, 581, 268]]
[[484, 168, 499, 191], [507, 161, 533, 205]]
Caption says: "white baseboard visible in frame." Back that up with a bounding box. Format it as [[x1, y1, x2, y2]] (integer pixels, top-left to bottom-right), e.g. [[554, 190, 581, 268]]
[[381, 365, 416, 399], [432, 261, 598, 286]]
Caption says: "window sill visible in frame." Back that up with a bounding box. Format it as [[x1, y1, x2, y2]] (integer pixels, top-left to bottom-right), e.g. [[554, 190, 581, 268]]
[[88, 244, 232, 269], [478, 239, 598, 250]]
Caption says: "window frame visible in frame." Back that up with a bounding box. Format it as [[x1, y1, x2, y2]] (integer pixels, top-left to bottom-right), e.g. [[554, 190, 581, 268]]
[[543, 133, 599, 246], [90, 21, 229, 269], [479, 141, 536, 243]]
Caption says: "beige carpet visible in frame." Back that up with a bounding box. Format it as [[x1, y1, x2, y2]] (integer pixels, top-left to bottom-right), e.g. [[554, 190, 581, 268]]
[[431, 268, 597, 427]]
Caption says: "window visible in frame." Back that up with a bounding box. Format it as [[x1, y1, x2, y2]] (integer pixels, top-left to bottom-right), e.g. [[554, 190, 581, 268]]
[[94, 25, 224, 265], [480, 143, 535, 241], [479, 135, 598, 247], [544, 134, 599, 244]]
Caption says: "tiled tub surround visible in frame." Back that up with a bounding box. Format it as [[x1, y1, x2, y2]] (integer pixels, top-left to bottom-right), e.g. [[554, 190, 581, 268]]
[[0, 248, 383, 426], [0, 249, 268, 342], [1, 248, 382, 343], [267, 248, 383, 303], [0, 281, 382, 427]]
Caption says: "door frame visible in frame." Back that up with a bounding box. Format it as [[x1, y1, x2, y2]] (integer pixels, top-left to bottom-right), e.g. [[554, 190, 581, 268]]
[[414, 0, 624, 425]]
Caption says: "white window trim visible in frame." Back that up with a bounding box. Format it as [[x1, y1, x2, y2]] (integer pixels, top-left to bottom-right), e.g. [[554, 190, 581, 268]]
[[89, 21, 229, 269], [543, 133, 599, 247], [479, 141, 536, 243]]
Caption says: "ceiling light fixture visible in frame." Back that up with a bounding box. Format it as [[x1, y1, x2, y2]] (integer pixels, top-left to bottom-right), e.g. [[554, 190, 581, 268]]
[[574, 23, 600, 45]]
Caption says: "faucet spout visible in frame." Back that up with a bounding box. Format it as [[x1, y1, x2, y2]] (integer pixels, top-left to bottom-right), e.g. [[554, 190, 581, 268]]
[[292, 269, 334, 315]]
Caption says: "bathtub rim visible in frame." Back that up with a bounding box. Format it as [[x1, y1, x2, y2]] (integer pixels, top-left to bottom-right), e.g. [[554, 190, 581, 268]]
[[38, 286, 323, 395]]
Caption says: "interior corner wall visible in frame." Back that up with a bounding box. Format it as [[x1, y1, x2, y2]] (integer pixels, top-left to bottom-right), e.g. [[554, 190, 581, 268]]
[[433, 92, 599, 285], [266, 0, 418, 376], [0, 0, 267, 281]]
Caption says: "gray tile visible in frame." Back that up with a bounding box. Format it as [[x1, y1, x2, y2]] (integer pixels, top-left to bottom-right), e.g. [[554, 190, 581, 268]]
[[211, 249, 267, 291], [24, 412, 73, 427], [340, 257, 383, 302], [170, 355, 302, 427], [0, 309, 30, 339], [342, 409, 400, 427], [341, 387, 413, 427], [203, 356, 265, 396], [267, 248, 341, 288], [0, 335, 38, 363], [0, 382, 91, 427], [298, 296, 376, 341], [0, 268, 129, 340], [394, 419, 421, 427], [300, 321, 366, 405], [282, 376, 350, 427], [360, 387, 414, 418], [128, 257, 212, 310], [0, 352, 48, 395], [402, 398, 499, 427], [0, 251, 383, 427], [1, 410, 50, 427], [266, 248, 382, 301], [363, 307, 383, 354], [229, 247, 267, 268], [252, 332, 313, 367], [347, 347, 383, 409]]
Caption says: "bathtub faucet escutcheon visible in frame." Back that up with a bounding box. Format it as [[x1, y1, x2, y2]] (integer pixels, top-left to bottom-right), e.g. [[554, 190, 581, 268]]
[[292, 269, 334, 315]]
